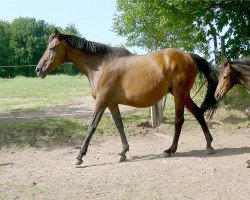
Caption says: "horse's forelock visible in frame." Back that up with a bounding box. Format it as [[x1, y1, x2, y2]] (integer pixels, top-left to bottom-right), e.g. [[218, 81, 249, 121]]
[[48, 34, 56, 44]]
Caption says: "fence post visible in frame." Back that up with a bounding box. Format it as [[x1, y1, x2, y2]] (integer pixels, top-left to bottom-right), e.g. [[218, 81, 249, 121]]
[[151, 99, 163, 127]]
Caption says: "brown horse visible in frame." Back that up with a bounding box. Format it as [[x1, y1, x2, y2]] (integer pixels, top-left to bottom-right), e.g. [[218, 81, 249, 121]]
[[36, 29, 218, 165], [215, 58, 250, 101]]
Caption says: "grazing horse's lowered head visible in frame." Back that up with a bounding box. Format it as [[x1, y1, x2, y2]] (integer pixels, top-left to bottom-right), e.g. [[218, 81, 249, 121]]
[[214, 58, 236, 101]]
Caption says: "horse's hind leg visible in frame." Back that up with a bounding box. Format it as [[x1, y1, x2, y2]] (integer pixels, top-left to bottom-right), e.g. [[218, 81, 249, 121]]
[[163, 94, 185, 157], [74, 103, 106, 165], [184, 95, 214, 155], [108, 104, 129, 162]]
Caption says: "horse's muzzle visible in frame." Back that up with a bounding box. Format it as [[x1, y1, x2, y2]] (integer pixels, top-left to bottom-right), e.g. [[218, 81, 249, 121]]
[[36, 66, 46, 78]]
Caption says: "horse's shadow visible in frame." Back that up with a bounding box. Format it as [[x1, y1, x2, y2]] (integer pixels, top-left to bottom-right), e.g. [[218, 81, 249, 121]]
[[129, 146, 250, 161], [76, 146, 250, 168], [173, 146, 250, 158]]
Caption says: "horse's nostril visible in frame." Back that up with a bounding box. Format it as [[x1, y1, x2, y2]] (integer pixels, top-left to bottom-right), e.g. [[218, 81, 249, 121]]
[[215, 93, 220, 100], [36, 68, 40, 73]]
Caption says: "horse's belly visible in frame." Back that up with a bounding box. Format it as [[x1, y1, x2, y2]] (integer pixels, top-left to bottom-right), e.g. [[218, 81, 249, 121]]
[[122, 77, 169, 107]]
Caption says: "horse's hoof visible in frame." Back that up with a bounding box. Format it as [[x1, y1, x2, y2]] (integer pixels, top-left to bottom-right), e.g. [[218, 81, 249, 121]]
[[118, 155, 127, 163], [205, 147, 214, 155], [161, 151, 171, 158], [74, 158, 83, 165]]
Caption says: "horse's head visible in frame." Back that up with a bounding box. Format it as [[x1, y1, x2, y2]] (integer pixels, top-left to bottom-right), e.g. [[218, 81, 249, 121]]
[[214, 58, 235, 101], [36, 29, 67, 78]]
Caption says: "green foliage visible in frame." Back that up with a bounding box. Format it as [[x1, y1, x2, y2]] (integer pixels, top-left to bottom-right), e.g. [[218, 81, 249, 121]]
[[9, 18, 53, 67], [64, 23, 81, 36], [113, 0, 250, 58], [0, 21, 11, 65], [0, 17, 82, 78], [224, 85, 250, 110]]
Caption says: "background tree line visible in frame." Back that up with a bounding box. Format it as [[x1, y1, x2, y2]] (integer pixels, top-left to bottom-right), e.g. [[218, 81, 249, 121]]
[[113, 0, 250, 60], [0, 17, 81, 78], [1, 1, 249, 78]]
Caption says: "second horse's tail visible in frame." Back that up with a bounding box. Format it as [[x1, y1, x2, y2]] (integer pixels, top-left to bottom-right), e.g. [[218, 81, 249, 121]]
[[189, 53, 218, 116]]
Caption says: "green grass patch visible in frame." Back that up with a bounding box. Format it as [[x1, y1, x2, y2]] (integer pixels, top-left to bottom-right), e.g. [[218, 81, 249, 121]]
[[0, 75, 91, 113], [223, 85, 250, 110], [0, 119, 88, 148]]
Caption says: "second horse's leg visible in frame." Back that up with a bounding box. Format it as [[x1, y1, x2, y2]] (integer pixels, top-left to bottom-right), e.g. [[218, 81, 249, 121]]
[[109, 104, 129, 162]]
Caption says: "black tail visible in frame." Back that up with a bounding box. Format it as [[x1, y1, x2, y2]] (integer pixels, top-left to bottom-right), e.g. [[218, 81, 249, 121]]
[[189, 53, 218, 115]]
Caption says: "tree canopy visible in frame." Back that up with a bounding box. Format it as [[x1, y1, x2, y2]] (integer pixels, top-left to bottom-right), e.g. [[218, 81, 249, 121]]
[[113, 0, 250, 59], [0, 17, 81, 78]]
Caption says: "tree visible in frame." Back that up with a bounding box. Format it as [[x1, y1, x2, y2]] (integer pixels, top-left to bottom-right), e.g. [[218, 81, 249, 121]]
[[0, 17, 82, 77], [113, 0, 250, 59], [0, 20, 11, 65], [0, 20, 13, 77], [64, 23, 81, 36], [9, 18, 53, 64]]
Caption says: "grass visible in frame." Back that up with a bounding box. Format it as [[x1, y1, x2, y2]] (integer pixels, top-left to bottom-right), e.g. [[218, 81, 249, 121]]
[[0, 119, 88, 148], [0, 75, 91, 113]]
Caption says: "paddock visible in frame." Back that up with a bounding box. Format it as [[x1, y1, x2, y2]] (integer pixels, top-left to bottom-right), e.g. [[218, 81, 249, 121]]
[[0, 76, 249, 199]]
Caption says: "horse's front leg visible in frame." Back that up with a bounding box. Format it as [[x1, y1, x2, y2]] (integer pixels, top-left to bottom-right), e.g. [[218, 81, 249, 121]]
[[108, 104, 129, 162], [74, 103, 106, 165]]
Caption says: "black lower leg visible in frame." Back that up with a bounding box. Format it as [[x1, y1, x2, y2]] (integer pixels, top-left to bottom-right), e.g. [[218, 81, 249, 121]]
[[185, 97, 213, 152], [76, 125, 96, 159], [109, 105, 129, 159], [74, 107, 105, 165], [167, 115, 184, 153], [164, 108, 184, 156], [171, 115, 184, 152]]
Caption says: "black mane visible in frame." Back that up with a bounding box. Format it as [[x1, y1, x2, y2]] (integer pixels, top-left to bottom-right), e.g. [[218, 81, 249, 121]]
[[49, 33, 132, 57]]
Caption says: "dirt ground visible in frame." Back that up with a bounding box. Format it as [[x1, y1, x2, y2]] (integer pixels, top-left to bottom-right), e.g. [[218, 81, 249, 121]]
[[0, 97, 249, 200]]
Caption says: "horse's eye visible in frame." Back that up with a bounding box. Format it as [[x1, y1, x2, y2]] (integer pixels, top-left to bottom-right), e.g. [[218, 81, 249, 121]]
[[49, 47, 55, 51], [223, 76, 227, 80]]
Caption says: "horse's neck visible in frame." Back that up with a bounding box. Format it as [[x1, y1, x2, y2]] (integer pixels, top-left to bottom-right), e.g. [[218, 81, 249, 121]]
[[238, 74, 250, 91], [66, 49, 108, 96], [234, 66, 250, 90], [67, 49, 107, 77]]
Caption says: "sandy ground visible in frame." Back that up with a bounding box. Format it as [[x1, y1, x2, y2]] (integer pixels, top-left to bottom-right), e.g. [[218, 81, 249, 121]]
[[0, 98, 249, 200], [1, 126, 249, 199]]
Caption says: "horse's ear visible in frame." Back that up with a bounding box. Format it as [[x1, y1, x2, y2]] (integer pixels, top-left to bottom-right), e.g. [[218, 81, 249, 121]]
[[226, 57, 232, 64], [222, 57, 231, 67], [223, 57, 234, 69], [54, 28, 60, 37]]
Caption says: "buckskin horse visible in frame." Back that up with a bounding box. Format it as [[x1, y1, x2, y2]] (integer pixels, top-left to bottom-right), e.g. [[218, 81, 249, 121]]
[[36, 29, 218, 165], [215, 58, 250, 101]]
